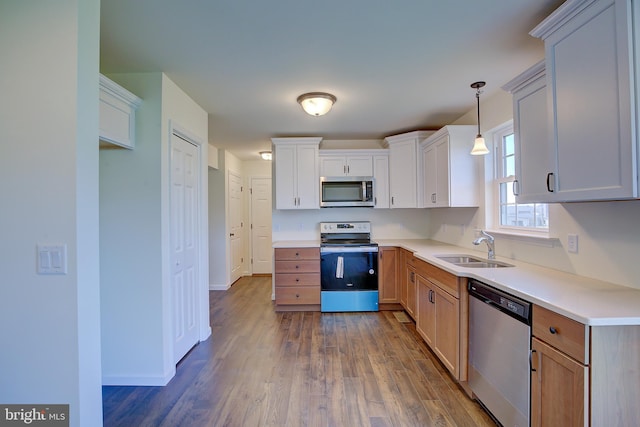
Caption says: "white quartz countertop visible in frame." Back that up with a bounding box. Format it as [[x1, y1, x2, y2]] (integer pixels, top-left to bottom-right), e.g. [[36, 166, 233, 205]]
[[274, 238, 640, 326]]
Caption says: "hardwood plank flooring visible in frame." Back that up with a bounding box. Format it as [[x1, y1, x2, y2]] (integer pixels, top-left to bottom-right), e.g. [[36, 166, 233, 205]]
[[103, 276, 496, 427]]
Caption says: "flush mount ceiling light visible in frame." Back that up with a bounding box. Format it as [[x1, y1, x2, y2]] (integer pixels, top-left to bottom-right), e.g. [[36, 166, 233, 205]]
[[470, 81, 490, 156], [297, 92, 337, 116], [259, 151, 272, 160]]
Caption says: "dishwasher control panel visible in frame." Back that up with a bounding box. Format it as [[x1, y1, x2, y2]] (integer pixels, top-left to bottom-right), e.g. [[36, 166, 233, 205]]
[[469, 280, 531, 323]]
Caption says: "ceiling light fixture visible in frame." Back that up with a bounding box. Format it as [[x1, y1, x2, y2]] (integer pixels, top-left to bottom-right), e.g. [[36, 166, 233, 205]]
[[297, 92, 337, 116], [259, 151, 272, 160], [470, 81, 490, 156]]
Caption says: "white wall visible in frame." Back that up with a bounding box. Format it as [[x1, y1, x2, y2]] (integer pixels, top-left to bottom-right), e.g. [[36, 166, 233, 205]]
[[434, 87, 640, 290], [0, 2, 103, 426], [272, 208, 431, 241], [100, 73, 209, 385]]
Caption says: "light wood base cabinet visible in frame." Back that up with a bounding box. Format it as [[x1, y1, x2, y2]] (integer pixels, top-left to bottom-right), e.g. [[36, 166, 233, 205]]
[[415, 259, 467, 381], [531, 337, 587, 427], [378, 247, 399, 304], [531, 305, 640, 426], [274, 247, 320, 311]]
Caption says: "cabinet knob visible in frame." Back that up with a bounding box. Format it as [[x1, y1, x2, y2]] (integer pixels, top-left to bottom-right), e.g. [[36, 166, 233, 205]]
[[295, 265, 299, 269], [295, 294, 300, 298], [549, 326, 557, 334], [295, 278, 299, 282]]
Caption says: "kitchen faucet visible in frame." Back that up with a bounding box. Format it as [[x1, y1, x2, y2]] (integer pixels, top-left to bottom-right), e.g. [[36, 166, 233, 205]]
[[473, 230, 495, 260]]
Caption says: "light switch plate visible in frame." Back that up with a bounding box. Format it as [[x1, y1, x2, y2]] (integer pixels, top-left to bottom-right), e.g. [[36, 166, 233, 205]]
[[37, 244, 67, 274], [567, 234, 578, 254]]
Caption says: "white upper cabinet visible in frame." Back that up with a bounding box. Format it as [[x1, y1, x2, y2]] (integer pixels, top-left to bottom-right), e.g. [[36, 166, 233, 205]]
[[531, 0, 637, 201], [99, 74, 141, 149], [503, 61, 555, 203], [319, 149, 389, 208], [319, 152, 374, 176], [373, 153, 390, 208], [385, 131, 434, 208], [420, 126, 479, 208], [273, 137, 321, 210]]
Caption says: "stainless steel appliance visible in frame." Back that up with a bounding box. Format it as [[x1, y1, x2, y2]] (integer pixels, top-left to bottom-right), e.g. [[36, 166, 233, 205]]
[[468, 279, 531, 427], [320, 176, 375, 207], [320, 222, 378, 312]]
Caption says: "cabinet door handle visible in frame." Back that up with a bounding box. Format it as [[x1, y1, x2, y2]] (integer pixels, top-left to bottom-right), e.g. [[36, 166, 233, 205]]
[[344, 165, 347, 174], [546, 173, 555, 192], [549, 326, 557, 334], [347, 165, 350, 174], [530, 349, 537, 372], [410, 271, 415, 283], [513, 179, 520, 196], [374, 196, 377, 206], [432, 193, 436, 203], [391, 196, 394, 205]]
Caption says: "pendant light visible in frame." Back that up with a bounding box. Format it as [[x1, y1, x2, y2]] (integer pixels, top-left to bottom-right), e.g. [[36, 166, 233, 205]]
[[470, 81, 489, 155], [297, 92, 337, 116]]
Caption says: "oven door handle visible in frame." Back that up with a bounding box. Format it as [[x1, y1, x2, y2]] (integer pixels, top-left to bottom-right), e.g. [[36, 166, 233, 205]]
[[320, 246, 379, 254]]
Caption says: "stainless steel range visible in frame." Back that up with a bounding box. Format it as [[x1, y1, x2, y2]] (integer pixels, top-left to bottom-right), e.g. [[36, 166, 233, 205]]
[[319, 221, 379, 312]]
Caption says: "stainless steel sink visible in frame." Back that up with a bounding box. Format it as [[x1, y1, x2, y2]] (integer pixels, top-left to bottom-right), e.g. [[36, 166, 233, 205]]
[[435, 254, 514, 268]]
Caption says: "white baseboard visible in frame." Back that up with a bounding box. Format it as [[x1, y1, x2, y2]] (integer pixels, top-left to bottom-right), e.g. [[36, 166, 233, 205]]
[[102, 368, 175, 386], [209, 283, 230, 291]]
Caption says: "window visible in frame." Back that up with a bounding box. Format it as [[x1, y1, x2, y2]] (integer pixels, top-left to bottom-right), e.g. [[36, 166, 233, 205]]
[[494, 123, 549, 232]]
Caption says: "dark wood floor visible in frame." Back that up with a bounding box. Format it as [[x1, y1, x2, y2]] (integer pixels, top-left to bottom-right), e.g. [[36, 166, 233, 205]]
[[103, 276, 495, 426]]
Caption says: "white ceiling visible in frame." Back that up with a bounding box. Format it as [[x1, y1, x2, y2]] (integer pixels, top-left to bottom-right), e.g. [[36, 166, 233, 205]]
[[100, 0, 563, 160]]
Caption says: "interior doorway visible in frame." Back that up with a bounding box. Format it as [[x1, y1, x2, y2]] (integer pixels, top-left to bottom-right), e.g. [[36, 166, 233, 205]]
[[170, 132, 200, 364], [228, 170, 243, 284], [250, 177, 272, 274]]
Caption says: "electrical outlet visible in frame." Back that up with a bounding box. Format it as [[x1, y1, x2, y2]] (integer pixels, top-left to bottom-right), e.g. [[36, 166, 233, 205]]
[[567, 234, 579, 254]]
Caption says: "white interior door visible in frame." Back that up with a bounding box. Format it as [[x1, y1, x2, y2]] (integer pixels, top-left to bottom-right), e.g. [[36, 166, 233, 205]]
[[229, 171, 243, 284], [251, 177, 272, 274], [170, 133, 200, 364]]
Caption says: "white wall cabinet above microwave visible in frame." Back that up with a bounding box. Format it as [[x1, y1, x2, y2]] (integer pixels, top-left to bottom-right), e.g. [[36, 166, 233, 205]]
[[420, 125, 479, 208], [99, 74, 142, 149], [273, 137, 321, 209], [319, 151, 374, 177], [530, 0, 638, 201]]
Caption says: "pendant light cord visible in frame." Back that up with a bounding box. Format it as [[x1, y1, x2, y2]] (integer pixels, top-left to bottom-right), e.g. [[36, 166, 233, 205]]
[[476, 89, 481, 138]]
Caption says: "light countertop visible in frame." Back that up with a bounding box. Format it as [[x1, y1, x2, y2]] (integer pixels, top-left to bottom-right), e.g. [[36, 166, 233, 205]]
[[274, 238, 640, 326]]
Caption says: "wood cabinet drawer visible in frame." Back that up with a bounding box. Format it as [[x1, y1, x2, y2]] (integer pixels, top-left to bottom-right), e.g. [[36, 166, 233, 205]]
[[275, 260, 320, 274], [275, 247, 319, 260], [274, 272, 320, 287], [533, 305, 588, 364], [275, 286, 320, 305], [416, 259, 460, 297]]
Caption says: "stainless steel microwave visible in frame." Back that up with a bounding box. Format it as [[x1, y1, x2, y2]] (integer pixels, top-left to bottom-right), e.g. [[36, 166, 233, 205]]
[[320, 176, 375, 207]]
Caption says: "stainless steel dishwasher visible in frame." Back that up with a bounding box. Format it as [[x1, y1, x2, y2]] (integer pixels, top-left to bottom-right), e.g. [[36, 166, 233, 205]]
[[468, 279, 531, 427]]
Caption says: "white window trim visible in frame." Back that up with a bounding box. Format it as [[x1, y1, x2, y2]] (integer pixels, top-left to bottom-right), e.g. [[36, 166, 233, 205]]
[[489, 121, 554, 242]]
